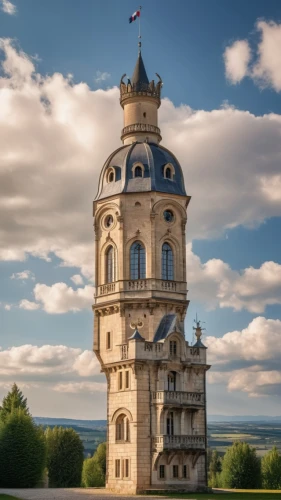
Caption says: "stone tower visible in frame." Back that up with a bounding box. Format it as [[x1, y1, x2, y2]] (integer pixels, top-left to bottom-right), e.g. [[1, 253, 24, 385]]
[[93, 51, 210, 494]]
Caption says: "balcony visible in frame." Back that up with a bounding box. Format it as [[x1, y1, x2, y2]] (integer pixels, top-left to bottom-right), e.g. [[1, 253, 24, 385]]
[[152, 391, 204, 407], [152, 434, 206, 452], [96, 279, 187, 298]]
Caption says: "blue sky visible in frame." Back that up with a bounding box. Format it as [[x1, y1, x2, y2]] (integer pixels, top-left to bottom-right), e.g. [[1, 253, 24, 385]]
[[1, 0, 281, 418]]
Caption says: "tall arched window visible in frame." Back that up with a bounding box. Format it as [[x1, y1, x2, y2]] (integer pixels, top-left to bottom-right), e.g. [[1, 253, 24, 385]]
[[106, 245, 115, 283], [162, 243, 174, 280], [168, 371, 177, 391], [130, 241, 146, 280], [116, 414, 130, 442]]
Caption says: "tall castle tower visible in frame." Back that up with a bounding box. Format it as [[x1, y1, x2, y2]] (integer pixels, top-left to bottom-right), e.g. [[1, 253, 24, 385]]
[[93, 51, 210, 493]]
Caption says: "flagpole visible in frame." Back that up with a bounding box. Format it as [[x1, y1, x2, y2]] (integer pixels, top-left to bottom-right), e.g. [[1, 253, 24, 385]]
[[138, 6, 142, 53]]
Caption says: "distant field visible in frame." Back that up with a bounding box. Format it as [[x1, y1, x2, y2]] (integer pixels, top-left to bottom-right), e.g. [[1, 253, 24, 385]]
[[208, 422, 281, 457]]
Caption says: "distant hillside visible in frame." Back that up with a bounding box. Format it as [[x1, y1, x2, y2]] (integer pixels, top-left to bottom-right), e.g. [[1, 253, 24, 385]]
[[209, 415, 281, 422], [34, 417, 107, 429]]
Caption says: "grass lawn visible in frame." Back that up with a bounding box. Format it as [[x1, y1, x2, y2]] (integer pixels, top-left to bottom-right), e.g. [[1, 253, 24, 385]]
[[0, 496, 22, 500], [147, 492, 281, 499]]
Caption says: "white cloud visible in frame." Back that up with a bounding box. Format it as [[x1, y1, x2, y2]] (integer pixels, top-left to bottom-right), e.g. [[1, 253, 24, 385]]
[[53, 381, 106, 393], [33, 282, 93, 314], [187, 244, 281, 313], [206, 317, 281, 397], [73, 350, 100, 376], [70, 274, 84, 286], [0, 344, 100, 379], [1, 38, 281, 279], [224, 20, 281, 92], [95, 71, 111, 84], [4, 304, 11, 311], [224, 40, 251, 84], [19, 299, 40, 311], [11, 270, 35, 281], [0, 0, 16, 15]]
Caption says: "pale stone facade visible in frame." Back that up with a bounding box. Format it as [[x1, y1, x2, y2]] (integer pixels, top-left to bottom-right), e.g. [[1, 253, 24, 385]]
[[93, 52, 210, 494]]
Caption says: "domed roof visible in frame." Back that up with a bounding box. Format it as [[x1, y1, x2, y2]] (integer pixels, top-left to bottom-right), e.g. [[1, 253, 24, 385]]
[[95, 142, 187, 200]]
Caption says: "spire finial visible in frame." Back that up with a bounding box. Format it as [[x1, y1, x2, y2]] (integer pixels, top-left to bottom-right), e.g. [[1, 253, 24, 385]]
[[138, 6, 142, 53]]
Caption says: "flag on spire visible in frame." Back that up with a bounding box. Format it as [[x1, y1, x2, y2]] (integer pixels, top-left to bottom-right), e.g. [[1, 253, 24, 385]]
[[129, 10, 140, 23]]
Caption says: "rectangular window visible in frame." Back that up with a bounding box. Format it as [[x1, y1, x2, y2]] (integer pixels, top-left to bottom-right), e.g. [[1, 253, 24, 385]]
[[106, 331, 111, 350], [115, 459, 121, 478], [125, 370, 130, 389], [118, 371, 123, 390], [183, 465, 189, 479], [124, 459, 130, 478], [173, 465, 179, 478], [167, 412, 174, 436], [170, 340, 177, 356], [159, 465, 165, 479]]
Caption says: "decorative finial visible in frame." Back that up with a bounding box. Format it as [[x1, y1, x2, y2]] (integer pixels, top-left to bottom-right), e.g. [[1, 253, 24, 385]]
[[193, 313, 206, 341]]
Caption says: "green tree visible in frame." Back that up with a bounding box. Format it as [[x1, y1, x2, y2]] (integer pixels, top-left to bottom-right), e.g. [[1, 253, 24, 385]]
[[0, 409, 46, 487], [208, 450, 222, 488], [81, 442, 106, 487], [220, 441, 261, 489], [0, 383, 30, 422], [46, 426, 84, 487], [261, 446, 281, 489]]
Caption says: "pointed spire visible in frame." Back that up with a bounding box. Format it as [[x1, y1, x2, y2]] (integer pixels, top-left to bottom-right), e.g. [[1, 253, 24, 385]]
[[131, 51, 149, 91]]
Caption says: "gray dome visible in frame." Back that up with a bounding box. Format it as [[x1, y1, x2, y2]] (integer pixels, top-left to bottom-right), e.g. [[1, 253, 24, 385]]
[[95, 142, 186, 200]]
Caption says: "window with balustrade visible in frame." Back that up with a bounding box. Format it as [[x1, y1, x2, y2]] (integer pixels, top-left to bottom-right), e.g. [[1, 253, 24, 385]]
[[162, 242, 174, 280], [106, 245, 115, 283], [167, 371, 177, 391], [130, 241, 146, 280], [166, 411, 174, 436], [116, 414, 130, 442]]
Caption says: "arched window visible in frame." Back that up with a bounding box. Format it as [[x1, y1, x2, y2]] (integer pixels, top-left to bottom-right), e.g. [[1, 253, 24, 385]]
[[134, 166, 143, 177], [106, 246, 115, 283], [162, 243, 174, 280], [116, 414, 130, 442], [167, 371, 177, 391], [165, 167, 171, 179], [130, 241, 146, 280]]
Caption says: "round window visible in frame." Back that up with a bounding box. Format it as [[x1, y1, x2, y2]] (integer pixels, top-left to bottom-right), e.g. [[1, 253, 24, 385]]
[[163, 210, 174, 223], [105, 215, 113, 228]]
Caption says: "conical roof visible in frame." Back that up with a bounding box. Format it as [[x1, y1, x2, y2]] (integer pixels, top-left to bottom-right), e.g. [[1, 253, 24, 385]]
[[131, 52, 149, 91]]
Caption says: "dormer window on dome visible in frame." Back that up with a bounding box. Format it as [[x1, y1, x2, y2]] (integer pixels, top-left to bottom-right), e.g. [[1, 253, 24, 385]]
[[107, 167, 115, 183], [132, 162, 144, 178], [163, 163, 175, 180]]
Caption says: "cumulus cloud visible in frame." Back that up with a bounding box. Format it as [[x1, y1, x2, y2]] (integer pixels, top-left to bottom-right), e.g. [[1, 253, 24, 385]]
[[187, 244, 281, 313], [224, 20, 281, 92], [206, 317, 281, 397], [53, 381, 106, 393], [0, 0, 16, 15], [1, 38, 281, 280], [224, 40, 251, 83], [95, 71, 111, 84], [19, 299, 40, 311], [11, 270, 35, 281], [0, 344, 100, 381], [71, 274, 84, 286], [33, 282, 93, 313]]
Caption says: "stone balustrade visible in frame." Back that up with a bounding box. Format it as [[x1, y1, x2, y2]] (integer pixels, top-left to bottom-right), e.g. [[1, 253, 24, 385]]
[[97, 279, 185, 297], [152, 434, 206, 451], [121, 123, 161, 138], [152, 390, 204, 406]]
